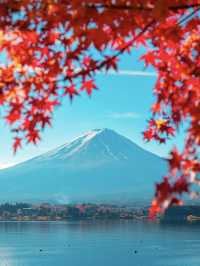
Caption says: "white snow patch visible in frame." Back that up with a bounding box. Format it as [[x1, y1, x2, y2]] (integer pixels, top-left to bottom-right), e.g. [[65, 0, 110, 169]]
[[36, 129, 104, 161], [101, 141, 119, 160]]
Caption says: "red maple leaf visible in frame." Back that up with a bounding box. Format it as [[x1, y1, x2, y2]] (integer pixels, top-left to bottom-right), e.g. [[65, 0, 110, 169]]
[[143, 129, 154, 141], [80, 80, 97, 96], [13, 137, 22, 154]]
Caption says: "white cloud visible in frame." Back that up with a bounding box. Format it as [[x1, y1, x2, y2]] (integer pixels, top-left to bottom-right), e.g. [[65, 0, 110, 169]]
[[107, 112, 140, 119], [100, 69, 157, 77]]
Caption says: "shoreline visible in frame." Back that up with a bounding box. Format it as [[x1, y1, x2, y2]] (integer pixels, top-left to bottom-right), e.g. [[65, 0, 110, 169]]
[[0, 217, 148, 222]]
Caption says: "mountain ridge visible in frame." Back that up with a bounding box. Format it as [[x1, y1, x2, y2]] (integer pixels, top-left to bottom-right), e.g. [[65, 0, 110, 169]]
[[0, 128, 167, 204]]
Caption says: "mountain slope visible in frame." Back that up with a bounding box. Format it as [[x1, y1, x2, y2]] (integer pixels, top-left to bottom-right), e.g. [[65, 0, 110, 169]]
[[0, 129, 167, 204]]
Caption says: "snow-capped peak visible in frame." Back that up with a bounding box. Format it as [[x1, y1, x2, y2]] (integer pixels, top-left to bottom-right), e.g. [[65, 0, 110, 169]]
[[0, 128, 166, 204], [33, 128, 159, 164], [35, 128, 127, 162], [36, 128, 107, 161]]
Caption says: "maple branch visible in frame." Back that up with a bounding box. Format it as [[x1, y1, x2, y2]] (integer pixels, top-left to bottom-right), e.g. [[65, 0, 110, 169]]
[[169, 3, 200, 10], [63, 20, 155, 82], [86, 3, 200, 12], [86, 4, 149, 11], [178, 7, 200, 25]]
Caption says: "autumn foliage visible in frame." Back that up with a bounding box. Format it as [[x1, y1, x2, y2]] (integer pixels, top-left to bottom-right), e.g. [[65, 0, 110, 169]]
[[0, 0, 199, 217]]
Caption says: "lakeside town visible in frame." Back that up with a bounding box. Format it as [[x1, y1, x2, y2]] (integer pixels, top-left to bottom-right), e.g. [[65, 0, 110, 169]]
[[1, 203, 200, 222], [0, 203, 148, 221]]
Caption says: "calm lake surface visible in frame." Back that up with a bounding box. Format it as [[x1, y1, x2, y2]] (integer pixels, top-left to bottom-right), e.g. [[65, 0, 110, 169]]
[[0, 221, 199, 266]]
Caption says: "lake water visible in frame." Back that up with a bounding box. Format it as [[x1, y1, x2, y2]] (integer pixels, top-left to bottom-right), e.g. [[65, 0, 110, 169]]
[[0, 221, 199, 266]]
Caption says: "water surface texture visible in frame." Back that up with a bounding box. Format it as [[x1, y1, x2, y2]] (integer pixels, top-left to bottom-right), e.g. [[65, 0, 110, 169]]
[[0, 221, 199, 266]]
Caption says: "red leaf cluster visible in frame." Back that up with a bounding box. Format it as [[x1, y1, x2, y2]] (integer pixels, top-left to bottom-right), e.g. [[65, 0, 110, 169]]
[[0, 1, 199, 216]]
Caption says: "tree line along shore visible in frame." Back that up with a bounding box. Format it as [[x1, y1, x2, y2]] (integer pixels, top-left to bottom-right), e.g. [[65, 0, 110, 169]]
[[0, 203, 199, 223], [0, 203, 148, 221]]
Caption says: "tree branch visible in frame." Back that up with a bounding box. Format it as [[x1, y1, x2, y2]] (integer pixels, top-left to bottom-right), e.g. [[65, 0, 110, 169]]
[[178, 7, 200, 25], [86, 3, 200, 12], [63, 20, 155, 82]]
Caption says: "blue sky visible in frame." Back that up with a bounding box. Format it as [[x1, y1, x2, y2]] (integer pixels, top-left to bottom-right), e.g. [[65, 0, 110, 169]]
[[0, 48, 184, 168]]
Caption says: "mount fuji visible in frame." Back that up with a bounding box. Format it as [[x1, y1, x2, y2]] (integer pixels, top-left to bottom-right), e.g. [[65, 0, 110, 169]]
[[0, 129, 167, 205]]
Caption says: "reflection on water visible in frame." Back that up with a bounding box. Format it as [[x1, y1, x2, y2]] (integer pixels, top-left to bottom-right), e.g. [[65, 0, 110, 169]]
[[0, 221, 199, 266]]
